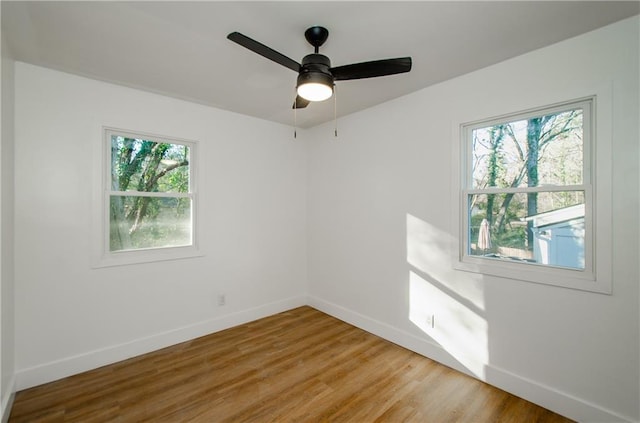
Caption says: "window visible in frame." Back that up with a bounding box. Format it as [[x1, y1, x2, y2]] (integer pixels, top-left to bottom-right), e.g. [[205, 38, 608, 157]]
[[456, 97, 609, 291], [98, 128, 199, 266]]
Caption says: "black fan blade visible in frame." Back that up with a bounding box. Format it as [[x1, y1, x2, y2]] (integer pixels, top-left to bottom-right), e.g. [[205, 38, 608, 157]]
[[331, 57, 412, 81], [227, 32, 301, 73], [293, 96, 310, 109]]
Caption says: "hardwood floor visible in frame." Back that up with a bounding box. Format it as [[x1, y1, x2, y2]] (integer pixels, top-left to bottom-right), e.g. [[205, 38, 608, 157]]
[[9, 306, 574, 422]]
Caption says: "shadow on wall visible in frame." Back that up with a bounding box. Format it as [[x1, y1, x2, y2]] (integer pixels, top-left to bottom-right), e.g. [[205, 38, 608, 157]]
[[406, 213, 489, 379]]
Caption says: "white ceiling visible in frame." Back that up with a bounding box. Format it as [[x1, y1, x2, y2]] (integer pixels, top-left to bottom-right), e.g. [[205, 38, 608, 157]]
[[2, 1, 638, 128]]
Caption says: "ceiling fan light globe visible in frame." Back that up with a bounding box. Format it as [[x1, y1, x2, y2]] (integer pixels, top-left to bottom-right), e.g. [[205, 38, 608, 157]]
[[297, 82, 333, 102]]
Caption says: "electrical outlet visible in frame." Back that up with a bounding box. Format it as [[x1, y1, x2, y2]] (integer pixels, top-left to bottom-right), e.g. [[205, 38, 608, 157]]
[[426, 314, 435, 329], [218, 294, 226, 306]]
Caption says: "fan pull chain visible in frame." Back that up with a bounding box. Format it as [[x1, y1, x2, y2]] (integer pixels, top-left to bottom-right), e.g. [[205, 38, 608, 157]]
[[334, 85, 338, 138], [293, 94, 297, 139]]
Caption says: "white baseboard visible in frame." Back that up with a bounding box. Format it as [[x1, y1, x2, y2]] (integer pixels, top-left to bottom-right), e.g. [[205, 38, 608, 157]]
[[15, 295, 307, 391], [484, 364, 636, 423], [1, 376, 15, 423], [307, 295, 635, 423]]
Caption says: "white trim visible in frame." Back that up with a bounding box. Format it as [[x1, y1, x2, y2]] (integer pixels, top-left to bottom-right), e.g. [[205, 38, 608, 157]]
[[0, 376, 15, 423], [307, 296, 636, 423], [109, 191, 192, 199], [15, 295, 307, 391], [93, 127, 201, 268], [94, 244, 204, 268], [467, 185, 586, 195], [451, 86, 612, 294]]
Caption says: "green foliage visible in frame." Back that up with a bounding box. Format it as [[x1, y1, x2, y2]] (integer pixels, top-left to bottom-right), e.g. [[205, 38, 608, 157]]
[[493, 225, 527, 249], [109, 136, 191, 252]]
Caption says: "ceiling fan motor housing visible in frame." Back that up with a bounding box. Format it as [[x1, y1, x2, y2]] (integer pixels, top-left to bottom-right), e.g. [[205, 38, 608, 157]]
[[297, 54, 334, 89]]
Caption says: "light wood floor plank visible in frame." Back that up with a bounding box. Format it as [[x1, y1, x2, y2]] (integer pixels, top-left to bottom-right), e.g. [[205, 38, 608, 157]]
[[9, 306, 574, 422]]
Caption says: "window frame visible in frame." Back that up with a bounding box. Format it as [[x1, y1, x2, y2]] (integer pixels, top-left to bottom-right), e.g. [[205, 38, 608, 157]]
[[95, 127, 201, 267], [453, 95, 612, 294]]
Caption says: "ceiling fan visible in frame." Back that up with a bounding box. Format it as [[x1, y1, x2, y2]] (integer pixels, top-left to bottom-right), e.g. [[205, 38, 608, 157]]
[[227, 26, 412, 109]]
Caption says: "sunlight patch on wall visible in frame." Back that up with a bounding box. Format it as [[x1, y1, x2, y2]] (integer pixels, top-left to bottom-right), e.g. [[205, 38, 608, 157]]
[[406, 214, 484, 310], [409, 271, 488, 378], [407, 214, 488, 378]]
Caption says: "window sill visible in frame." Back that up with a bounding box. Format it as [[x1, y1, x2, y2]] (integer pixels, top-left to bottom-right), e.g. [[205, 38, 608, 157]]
[[93, 245, 203, 268], [454, 255, 611, 294]]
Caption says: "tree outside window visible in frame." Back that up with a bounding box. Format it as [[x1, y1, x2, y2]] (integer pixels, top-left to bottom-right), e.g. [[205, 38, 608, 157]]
[[463, 99, 591, 270], [107, 131, 194, 253]]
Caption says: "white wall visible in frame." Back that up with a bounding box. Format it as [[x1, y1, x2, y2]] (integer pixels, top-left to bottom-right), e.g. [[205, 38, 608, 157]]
[[308, 16, 639, 423], [13, 63, 308, 389], [0, 16, 16, 422]]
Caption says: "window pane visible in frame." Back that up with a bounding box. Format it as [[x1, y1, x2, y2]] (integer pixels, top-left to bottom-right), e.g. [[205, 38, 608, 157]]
[[110, 136, 190, 193], [468, 191, 585, 270], [471, 109, 583, 189], [110, 195, 192, 252]]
